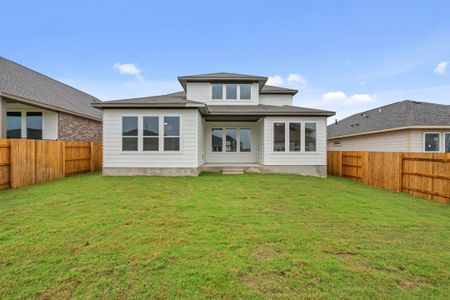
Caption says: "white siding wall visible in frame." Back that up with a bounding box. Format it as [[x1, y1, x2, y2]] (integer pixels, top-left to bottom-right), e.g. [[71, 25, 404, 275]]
[[103, 108, 199, 168], [198, 111, 205, 166], [186, 82, 260, 105], [259, 94, 293, 106], [263, 116, 328, 166], [204, 122, 258, 163], [6, 102, 58, 140], [257, 118, 265, 164], [328, 128, 450, 152]]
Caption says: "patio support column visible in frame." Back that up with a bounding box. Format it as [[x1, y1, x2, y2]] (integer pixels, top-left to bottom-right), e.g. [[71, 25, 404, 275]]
[[0, 96, 6, 138]]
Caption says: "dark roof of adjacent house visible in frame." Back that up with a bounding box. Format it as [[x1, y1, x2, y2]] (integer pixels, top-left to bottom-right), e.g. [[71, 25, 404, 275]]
[[0, 56, 102, 121], [93, 91, 334, 117], [177, 72, 268, 90], [328, 100, 450, 138]]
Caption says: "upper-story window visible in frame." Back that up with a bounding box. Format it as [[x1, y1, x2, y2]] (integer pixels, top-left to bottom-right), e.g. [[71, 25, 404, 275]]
[[212, 84, 223, 100], [240, 84, 251, 100], [226, 84, 237, 100], [211, 84, 251, 101]]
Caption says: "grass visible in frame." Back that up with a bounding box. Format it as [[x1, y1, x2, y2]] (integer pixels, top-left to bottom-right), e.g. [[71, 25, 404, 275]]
[[0, 173, 449, 299]]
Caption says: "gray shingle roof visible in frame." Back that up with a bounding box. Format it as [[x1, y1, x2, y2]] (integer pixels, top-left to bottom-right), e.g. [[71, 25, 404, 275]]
[[178, 72, 268, 90], [328, 100, 450, 138], [0, 56, 102, 120], [261, 85, 298, 95], [92, 91, 204, 107], [207, 104, 334, 116], [93, 91, 334, 116]]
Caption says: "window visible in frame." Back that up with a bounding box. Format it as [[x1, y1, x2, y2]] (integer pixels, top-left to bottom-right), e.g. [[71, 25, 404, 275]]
[[240, 128, 251, 152], [26, 112, 42, 140], [424, 133, 440, 152], [226, 128, 237, 152], [143, 116, 159, 151], [212, 84, 223, 100], [211, 128, 223, 152], [164, 116, 180, 151], [445, 133, 450, 153], [226, 84, 237, 100], [122, 116, 138, 151], [305, 122, 317, 152], [7, 112, 22, 138], [289, 122, 301, 152], [273, 123, 285, 152], [240, 84, 251, 100]]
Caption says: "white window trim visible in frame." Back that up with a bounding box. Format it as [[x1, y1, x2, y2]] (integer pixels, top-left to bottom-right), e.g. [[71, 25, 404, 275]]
[[142, 115, 159, 152], [121, 115, 139, 152], [271, 120, 318, 154], [210, 127, 252, 153], [423, 132, 441, 152], [211, 83, 252, 101], [7, 110, 45, 139], [120, 115, 182, 154]]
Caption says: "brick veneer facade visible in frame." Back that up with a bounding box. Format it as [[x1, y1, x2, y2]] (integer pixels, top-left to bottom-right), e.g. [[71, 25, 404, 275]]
[[58, 112, 102, 142]]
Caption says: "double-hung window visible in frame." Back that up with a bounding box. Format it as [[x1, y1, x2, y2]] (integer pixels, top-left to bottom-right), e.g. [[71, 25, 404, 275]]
[[122, 116, 138, 151], [164, 116, 180, 151], [424, 133, 440, 152], [273, 121, 317, 152], [143, 116, 159, 151], [7, 112, 22, 138], [445, 133, 450, 153], [305, 122, 317, 152], [26, 112, 43, 140], [273, 123, 285, 152], [289, 122, 301, 152]]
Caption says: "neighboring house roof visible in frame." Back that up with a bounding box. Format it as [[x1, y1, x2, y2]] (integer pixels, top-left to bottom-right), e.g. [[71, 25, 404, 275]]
[[0, 56, 102, 121], [178, 72, 268, 90], [92, 91, 334, 117], [260, 85, 298, 95], [328, 100, 450, 139]]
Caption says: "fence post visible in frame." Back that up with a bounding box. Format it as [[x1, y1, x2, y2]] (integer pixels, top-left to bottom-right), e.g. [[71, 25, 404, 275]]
[[338, 151, 343, 176], [62, 141, 66, 177], [398, 153, 403, 192], [90, 142, 95, 172]]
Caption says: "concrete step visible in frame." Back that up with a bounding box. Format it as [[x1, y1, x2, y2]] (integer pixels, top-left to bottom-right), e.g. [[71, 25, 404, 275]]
[[222, 168, 244, 175]]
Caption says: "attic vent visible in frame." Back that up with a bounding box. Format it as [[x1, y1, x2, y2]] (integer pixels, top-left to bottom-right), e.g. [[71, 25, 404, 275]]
[[361, 112, 368, 118], [350, 122, 359, 127], [378, 108, 382, 113]]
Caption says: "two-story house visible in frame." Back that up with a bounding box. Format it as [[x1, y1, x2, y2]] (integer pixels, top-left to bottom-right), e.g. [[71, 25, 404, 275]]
[[93, 72, 335, 177]]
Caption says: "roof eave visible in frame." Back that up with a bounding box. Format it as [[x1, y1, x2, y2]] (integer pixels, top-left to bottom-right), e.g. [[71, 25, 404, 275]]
[[327, 125, 450, 139], [177, 76, 268, 91], [1, 91, 102, 122]]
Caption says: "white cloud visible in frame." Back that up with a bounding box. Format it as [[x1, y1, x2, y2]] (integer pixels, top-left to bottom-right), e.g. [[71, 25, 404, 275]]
[[323, 91, 347, 102], [322, 91, 374, 106], [286, 73, 307, 84], [113, 63, 141, 75], [266, 75, 284, 86], [434, 61, 448, 75]]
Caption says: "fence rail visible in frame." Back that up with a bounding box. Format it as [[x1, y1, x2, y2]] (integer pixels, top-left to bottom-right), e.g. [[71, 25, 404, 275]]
[[328, 151, 450, 204], [0, 139, 102, 190]]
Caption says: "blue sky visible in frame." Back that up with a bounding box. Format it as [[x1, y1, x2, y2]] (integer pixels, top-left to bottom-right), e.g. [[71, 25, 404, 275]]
[[2, 0, 450, 121]]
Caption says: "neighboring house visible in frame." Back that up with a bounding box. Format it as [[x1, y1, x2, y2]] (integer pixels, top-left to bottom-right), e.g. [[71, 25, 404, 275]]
[[93, 72, 335, 177], [328, 100, 450, 153], [0, 57, 102, 141]]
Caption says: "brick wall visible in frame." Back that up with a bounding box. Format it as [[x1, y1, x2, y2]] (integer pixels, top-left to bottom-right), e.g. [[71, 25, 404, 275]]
[[58, 112, 102, 142]]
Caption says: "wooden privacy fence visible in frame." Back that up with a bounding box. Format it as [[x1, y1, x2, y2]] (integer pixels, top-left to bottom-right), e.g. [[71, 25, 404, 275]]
[[327, 151, 450, 204], [0, 139, 102, 190]]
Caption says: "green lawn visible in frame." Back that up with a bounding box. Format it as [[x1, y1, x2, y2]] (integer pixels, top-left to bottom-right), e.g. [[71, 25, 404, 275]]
[[0, 173, 449, 299]]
